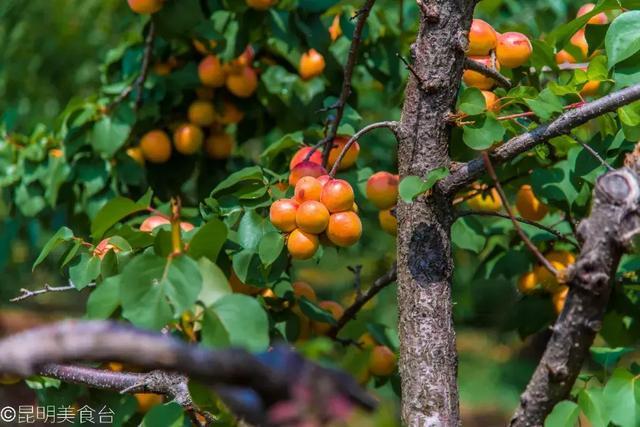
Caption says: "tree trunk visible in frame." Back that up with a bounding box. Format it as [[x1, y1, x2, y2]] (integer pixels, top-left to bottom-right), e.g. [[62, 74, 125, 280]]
[[396, 2, 475, 425]]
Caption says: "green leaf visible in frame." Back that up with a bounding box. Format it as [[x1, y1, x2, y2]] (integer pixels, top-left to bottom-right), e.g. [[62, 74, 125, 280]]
[[298, 297, 337, 324], [86, 275, 121, 320], [187, 218, 227, 262], [258, 232, 284, 266], [462, 114, 506, 150], [91, 116, 131, 157], [197, 258, 231, 307], [451, 217, 486, 253], [69, 253, 101, 290], [606, 11, 640, 69], [525, 88, 564, 121], [201, 294, 269, 352], [91, 196, 148, 240], [399, 167, 450, 203], [458, 88, 487, 115], [141, 403, 184, 427], [591, 346, 634, 370], [578, 389, 607, 427], [544, 400, 580, 427], [210, 166, 266, 199], [33, 227, 74, 270], [260, 132, 304, 167], [604, 368, 640, 427]]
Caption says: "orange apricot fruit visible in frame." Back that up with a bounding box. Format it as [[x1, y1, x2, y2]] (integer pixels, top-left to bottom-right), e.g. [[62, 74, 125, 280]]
[[289, 161, 328, 186], [552, 286, 569, 314], [287, 228, 320, 260], [127, 0, 163, 14], [496, 32, 532, 69], [468, 19, 498, 56], [299, 49, 326, 80], [204, 132, 235, 159], [570, 29, 589, 60], [126, 147, 145, 165], [312, 300, 344, 334], [515, 184, 548, 221], [463, 56, 500, 90], [135, 393, 164, 412], [293, 281, 316, 301], [296, 201, 330, 234], [358, 333, 377, 349], [140, 216, 193, 233], [139, 130, 172, 163], [481, 90, 500, 112], [188, 100, 216, 127], [328, 136, 360, 171], [321, 179, 355, 213], [290, 147, 323, 170], [173, 124, 204, 155], [270, 199, 299, 232], [246, 0, 277, 10], [467, 188, 502, 211], [317, 174, 332, 188], [580, 79, 600, 97], [198, 55, 226, 88], [577, 3, 608, 25], [49, 148, 64, 158], [329, 15, 342, 41], [369, 345, 397, 377], [216, 101, 245, 124], [555, 49, 576, 64], [327, 211, 362, 247], [366, 172, 399, 210], [294, 176, 323, 202], [379, 209, 398, 236], [226, 66, 258, 98], [517, 271, 538, 294], [193, 38, 217, 55]]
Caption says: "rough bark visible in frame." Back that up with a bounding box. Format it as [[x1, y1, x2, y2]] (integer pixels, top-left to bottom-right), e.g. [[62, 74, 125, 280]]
[[511, 166, 640, 426], [396, 2, 475, 425]]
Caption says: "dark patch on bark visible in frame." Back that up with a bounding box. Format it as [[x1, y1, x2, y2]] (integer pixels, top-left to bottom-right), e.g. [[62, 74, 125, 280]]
[[408, 223, 447, 284]]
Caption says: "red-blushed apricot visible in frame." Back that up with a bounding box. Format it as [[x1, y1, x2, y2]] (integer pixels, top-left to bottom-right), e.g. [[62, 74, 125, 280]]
[[481, 90, 500, 112], [296, 201, 330, 234], [229, 270, 261, 295], [468, 19, 498, 56], [127, 0, 163, 14], [577, 3, 608, 25], [463, 56, 501, 90], [126, 147, 145, 166], [204, 132, 235, 159], [293, 281, 316, 301], [216, 101, 245, 124], [290, 146, 323, 170], [327, 211, 362, 247], [518, 271, 537, 294], [140, 215, 193, 232], [198, 55, 226, 88], [312, 300, 344, 334], [289, 161, 328, 186], [328, 136, 360, 171], [366, 172, 399, 210], [555, 49, 576, 64], [226, 66, 258, 98], [496, 32, 532, 69], [93, 238, 121, 260], [467, 188, 502, 212], [270, 199, 299, 232], [299, 49, 326, 80], [287, 228, 320, 260], [516, 185, 548, 221], [140, 130, 172, 163], [321, 179, 355, 213], [329, 15, 342, 41], [188, 100, 216, 126], [378, 209, 397, 236], [570, 29, 589, 59], [246, 0, 277, 10], [369, 345, 397, 377], [173, 123, 204, 155], [317, 174, 332, 187], [294, 176, 323, 202], [552, 286, 569, 314], [135, 393, 164, 413]]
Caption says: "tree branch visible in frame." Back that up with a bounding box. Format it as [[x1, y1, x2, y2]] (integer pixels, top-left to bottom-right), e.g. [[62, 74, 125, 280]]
[[463, 57, 512, 89], [10, 282, 95, 302], [328, 264, 397, 338], [510, 164, 640, 426], [440, 82, 640, 195]]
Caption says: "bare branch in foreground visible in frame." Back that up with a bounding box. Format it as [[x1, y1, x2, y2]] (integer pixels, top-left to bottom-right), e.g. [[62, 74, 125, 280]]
[[10, 282, 95, 302], [440, 82, 640, 196], [511, 163, 640, 426], [463, 57, 512, 89]]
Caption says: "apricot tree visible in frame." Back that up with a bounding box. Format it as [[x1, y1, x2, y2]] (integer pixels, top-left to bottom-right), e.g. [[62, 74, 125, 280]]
[[2, 0, 640, 426]]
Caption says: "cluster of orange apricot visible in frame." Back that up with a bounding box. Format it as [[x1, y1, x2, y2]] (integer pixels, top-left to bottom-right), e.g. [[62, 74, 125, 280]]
[[366, 172, 399, 236], [518, 250, 575, 314], [288, 137, 360, 185]]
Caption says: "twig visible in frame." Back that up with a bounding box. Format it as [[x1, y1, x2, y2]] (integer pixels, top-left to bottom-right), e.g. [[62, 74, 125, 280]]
[[481, 152, 559, 276], [10, 282, 96, 303], [328, 121, 398, 176], [328, 264, 397, 338], [348, 265, 364, 298], [398, 54, 431, 92], [457, 210, 580, 249], [496, 102, 584, 122], [571, 136, 614, 171], [463, 57, 512, 89]]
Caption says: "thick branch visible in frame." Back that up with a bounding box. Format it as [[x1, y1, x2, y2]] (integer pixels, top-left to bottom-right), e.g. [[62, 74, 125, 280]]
[[463, 57, 512, 89], [511, 166, 640, 426], [440, 82, 640, 195]]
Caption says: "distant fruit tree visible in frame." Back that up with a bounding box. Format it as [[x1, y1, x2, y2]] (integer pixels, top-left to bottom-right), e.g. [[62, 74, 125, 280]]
[[2, 0, 640, 426]]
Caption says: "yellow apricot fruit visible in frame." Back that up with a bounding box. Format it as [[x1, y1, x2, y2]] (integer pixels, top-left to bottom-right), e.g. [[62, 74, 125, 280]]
[[570, 29, 589, 60], [328, 136, 360, 171], [289, 161, 328, 186], [369, 345, 397, 377], [188, 100, 216, 127], [358, 333, 377, 349], [126, 147, 145, 166], [321, 179, 355, 213], [198, 55, 226, 88], [516, 185, 548, 221], [135, 393, 163, 413], [204, 132, 235, 159], [229, 270, 261, 295], [246, 0, 277, 10], [577, 3, 608, 25], [294, 176, 323, 202], [287, 229, 320, 260], [467, 188, 502, 211], [216, 101, 245, 124], [552, 286, 569, 315], [0, 374, 21, 385], [173, 124, 204, 155], [366, 172, 399, 210], [546, 250, 576, 267], [534, 251, 575, 293], [296, 201, 330, 234], [518, 271, 538, 294], [463, 56, 501, 90], [496, 32, 532, 69], [468, 19, 498, 56], [127, 0, 163, 14], [327, 211, 362, 247], [481, 90, 500, 112], [226, 66, 258, 98], [312, 300, 344, 335], [299, 49, 326, 80], [329, 15, 342, 41], [379, 209, 398, 236], [270, 199, 299, 232], [290, 147, 323, 170], [293, 281, 316, 301], [139, 130, 172, 163]]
